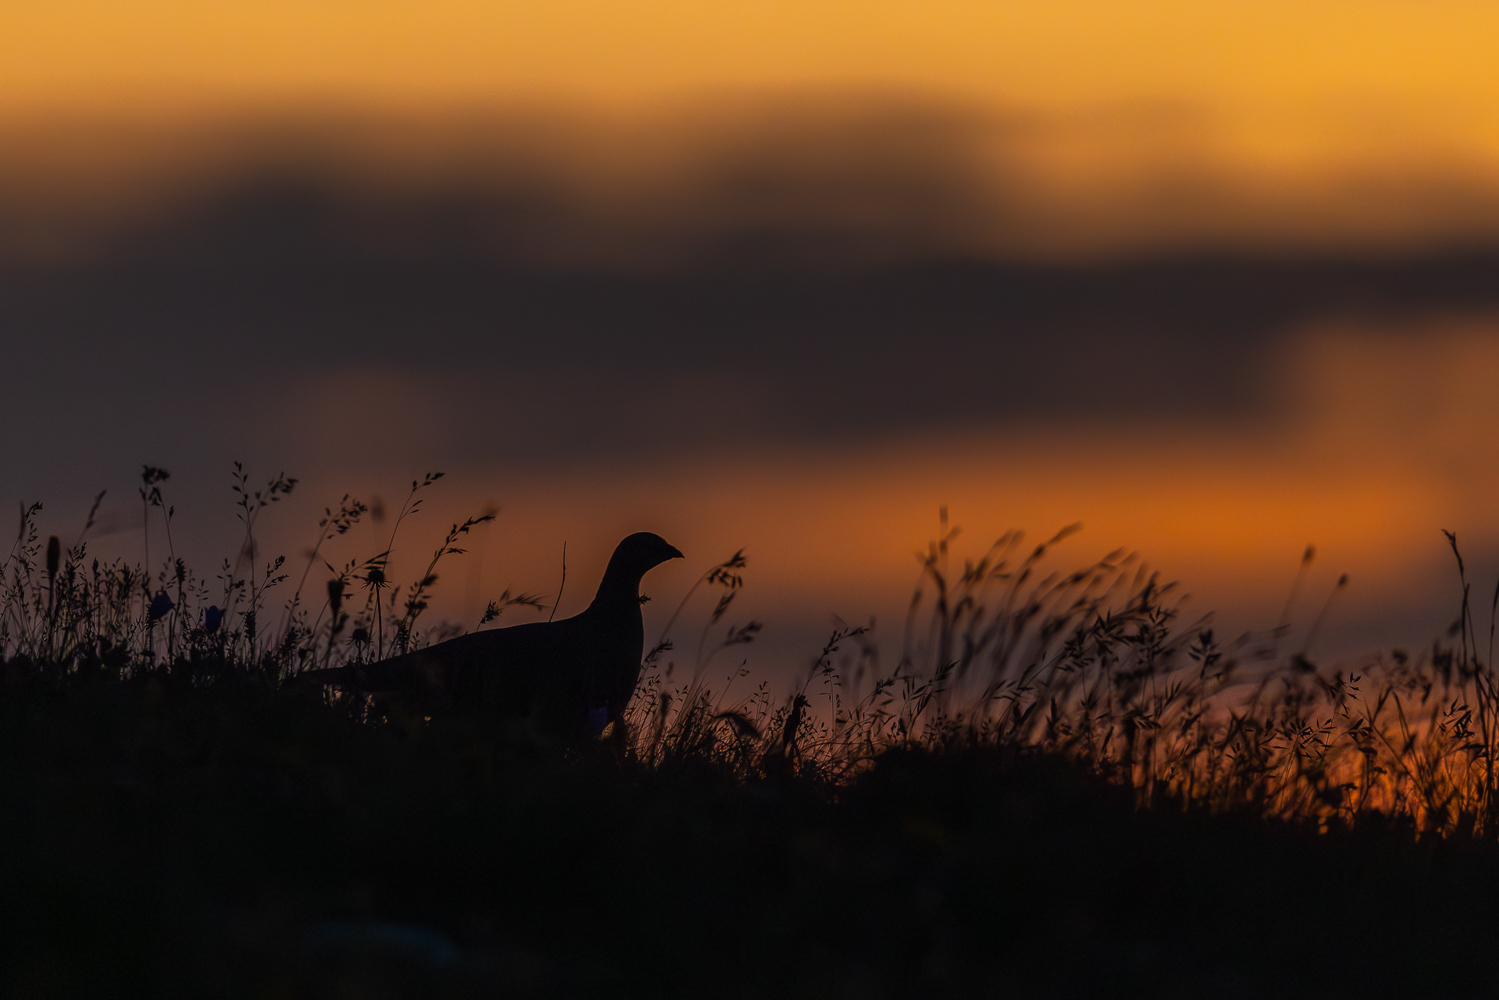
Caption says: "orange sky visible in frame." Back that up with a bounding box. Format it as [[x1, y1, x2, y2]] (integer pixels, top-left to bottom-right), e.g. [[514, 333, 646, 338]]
[[225, 320, 1493, 674], [6, 2, 1499, 258], [7, 2, 1499, 120], [8, 2, 1499, 672], [41, 315, 1489, 676]]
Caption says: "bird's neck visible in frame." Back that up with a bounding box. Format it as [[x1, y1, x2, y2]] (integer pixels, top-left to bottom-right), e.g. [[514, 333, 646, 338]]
[[586, 558, 643, 615]]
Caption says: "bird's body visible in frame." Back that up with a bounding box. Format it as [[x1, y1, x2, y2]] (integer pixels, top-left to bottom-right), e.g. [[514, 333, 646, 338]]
[[311, 532, 682, 744]]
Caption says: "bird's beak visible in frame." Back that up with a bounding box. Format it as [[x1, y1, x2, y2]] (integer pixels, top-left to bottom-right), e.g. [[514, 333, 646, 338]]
[[667, 544, 684, 560]]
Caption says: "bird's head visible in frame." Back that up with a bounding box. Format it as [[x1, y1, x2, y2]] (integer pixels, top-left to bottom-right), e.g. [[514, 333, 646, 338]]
[[612, 532, 684, 576]]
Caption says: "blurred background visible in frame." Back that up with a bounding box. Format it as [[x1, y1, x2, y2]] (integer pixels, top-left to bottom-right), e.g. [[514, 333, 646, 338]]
[[6, 1, 1499, 675]]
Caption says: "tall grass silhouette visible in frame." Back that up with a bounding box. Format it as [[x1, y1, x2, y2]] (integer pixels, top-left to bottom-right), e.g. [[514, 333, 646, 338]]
[[14, 464, 1499, 999], [627, 511, 1499, 838], [4, 463, 1498, 839]]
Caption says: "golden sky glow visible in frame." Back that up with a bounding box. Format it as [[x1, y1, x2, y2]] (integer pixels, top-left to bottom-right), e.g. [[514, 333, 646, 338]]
[[228, 320, 1496, 671], [7, 1, 1499, 118], [5, 0, 1499, 175], [7, 2, 1499, 259], [10, 2, 1499, 667]]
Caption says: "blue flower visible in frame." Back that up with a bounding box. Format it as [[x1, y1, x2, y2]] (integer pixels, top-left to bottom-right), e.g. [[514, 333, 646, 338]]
[[204, 605, 223, 634], [148, 590, 174, 623]]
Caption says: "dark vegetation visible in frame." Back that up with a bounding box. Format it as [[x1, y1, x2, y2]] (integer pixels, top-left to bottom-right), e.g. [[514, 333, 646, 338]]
[[4, 469, 1499, 998]]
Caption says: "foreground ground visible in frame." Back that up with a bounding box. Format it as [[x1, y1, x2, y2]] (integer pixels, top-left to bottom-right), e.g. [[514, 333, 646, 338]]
[[2, 672, 1496, 1000]]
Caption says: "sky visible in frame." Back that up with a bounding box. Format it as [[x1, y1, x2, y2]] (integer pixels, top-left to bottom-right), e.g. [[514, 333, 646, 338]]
[[5, 2, 1499, 677]]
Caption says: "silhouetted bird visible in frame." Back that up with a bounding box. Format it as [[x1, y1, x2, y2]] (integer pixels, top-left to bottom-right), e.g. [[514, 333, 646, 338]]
[[311, 532, 683, 743]]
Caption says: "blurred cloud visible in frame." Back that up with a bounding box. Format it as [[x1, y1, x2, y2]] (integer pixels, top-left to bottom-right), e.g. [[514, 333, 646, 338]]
[[8, 129, 1499, 495], [9, 96, 1499, 268]]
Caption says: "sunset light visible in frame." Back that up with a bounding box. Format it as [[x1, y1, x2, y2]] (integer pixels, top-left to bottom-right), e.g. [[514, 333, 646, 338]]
[[7, 5, 1499, 994]]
